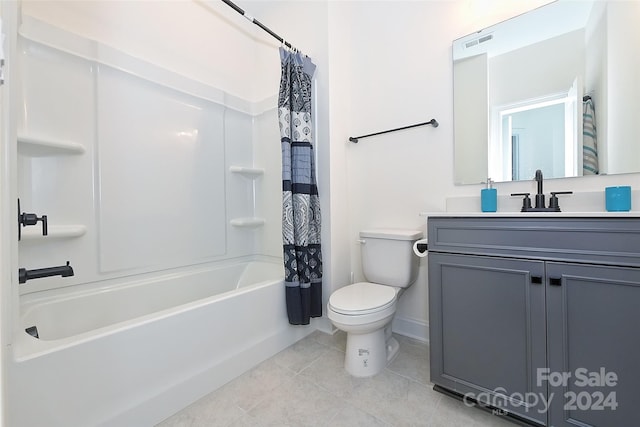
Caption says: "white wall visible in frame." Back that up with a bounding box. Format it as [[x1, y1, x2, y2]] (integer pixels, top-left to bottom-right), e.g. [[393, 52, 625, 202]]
[[338, 1, 460, 339], [606, 0, 640, 174], [21, 0, 268, 102], [320, 0, 640, 341]]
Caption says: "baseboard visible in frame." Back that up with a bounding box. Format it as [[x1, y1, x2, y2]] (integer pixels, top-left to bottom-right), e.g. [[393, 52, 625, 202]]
[[312, 315, 336, 335], [392, 315, 429, 343]]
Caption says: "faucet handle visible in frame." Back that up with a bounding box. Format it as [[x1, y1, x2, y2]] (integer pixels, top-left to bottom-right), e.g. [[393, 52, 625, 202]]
[[549, 191, 573, 211], [511, 192, 532, 212]]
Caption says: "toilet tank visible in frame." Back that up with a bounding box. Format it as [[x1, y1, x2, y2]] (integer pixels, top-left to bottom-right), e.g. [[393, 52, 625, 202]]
[[359, 229, 423, 287]]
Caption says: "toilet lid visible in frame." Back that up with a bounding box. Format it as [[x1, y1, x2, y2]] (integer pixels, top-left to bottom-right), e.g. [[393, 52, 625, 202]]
[[329, 282, 397, 315]]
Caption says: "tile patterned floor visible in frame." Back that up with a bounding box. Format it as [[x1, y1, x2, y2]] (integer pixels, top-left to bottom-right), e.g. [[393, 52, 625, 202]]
[[157, 331, 517, 427]]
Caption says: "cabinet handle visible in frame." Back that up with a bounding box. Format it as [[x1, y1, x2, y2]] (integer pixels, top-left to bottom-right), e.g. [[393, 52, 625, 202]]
[[531, 275, 542, 284], [549, 277, 562, 286]]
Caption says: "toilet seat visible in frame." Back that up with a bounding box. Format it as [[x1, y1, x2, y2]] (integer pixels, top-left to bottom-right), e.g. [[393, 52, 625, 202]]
[[328, 282, 397, 316]]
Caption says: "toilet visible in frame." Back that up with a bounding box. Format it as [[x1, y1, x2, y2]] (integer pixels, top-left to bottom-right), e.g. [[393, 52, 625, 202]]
[[327, 228, 423, 377]]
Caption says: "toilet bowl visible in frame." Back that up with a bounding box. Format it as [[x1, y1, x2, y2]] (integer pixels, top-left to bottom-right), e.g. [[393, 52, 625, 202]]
[[327, 229, 422, 377], [328, 282, 400, 376]]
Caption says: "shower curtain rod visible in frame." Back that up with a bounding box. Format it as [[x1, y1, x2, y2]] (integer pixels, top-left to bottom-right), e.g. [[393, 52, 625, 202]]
[[221, 0, 298, 51], [349, 119, 439, 143]]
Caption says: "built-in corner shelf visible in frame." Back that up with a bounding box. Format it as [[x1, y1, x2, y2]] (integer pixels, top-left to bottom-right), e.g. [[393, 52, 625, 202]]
[[21, 225, 87, 240], [18, 135, 86, 156], [229, 166, 264, 178], [230, 218, 265, 228]]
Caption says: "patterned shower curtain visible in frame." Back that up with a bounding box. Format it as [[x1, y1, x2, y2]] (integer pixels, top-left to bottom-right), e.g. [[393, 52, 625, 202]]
[[278, 47, 323, 325]]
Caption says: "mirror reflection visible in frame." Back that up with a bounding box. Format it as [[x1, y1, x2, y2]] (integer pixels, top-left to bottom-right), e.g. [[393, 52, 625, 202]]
[[453, 0, 640, 184]]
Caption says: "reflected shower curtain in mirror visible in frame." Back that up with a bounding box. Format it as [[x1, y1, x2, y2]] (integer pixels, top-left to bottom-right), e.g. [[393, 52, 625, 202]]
[[583, 97, 599, 175], [279, 47, 323, 325]]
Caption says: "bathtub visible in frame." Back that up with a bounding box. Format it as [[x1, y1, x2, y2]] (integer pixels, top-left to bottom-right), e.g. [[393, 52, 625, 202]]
[[8, 259, 313, 426]]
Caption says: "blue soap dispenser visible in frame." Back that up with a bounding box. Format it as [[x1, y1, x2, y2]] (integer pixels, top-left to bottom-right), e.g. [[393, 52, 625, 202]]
[[481, 178, 497, 212]]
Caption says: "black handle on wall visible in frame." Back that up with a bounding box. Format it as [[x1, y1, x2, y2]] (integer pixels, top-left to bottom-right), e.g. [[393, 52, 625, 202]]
[[18, 199, 48, 241]]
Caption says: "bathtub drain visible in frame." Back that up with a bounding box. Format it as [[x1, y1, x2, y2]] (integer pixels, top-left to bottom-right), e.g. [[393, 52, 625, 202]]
[[25, 326, 39, 339]]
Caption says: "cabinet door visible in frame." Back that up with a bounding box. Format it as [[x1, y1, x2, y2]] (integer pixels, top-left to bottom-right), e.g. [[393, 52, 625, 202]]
[[429, 253, 547, 424], [546, 262, 640, 427]]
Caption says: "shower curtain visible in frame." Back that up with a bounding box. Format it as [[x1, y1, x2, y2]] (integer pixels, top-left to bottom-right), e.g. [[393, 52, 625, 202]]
[[278, 47, 323, 325], [583, 97, 599, 175]]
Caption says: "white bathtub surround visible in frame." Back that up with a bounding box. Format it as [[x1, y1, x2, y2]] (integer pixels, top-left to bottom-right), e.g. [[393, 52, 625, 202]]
[[10, 260, 315, 426], [7, 12, 297, 427], [16, 16, 281, 297]]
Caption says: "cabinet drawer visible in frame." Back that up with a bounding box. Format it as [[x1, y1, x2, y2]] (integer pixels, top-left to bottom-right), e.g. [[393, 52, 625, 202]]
[[428, 217, 640, 267]]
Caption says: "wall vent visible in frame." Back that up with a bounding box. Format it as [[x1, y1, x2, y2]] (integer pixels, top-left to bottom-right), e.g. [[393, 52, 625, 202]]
[[465, 39, 478, 48], [464, 34, 493, 49]]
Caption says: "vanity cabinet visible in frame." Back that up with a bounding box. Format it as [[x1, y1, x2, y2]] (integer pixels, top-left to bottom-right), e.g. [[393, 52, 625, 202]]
[[545, 262, 639, 427], [428, 217, 640, 427], [429, 252, 548, 424]]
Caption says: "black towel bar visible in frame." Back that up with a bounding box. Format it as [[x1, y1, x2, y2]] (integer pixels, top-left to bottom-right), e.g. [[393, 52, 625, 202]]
[[349, 119, 438, 143]]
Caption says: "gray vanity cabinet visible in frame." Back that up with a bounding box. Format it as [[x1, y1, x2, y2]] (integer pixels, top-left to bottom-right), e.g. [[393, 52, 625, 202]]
[[546, 262, 640, 427], [429, 253, 548, 424], [428, 217, 640, 427]]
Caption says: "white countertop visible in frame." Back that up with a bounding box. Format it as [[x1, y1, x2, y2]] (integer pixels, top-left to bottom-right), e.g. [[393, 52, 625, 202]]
[[420, 211, 640, 218]]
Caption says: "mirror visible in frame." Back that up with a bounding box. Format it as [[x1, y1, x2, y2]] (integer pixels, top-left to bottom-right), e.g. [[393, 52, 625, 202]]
[[453, 0, 640, 184]]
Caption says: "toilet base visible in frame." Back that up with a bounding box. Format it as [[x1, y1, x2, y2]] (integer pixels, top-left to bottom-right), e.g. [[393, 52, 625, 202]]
[[386, 335, 400, 364], [344, 327, 398, 377]]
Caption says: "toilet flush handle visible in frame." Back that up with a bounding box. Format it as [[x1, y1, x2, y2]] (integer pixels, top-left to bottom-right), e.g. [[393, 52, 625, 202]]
[[357, 239, 366, 244]]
